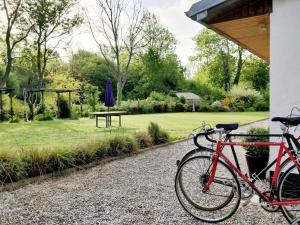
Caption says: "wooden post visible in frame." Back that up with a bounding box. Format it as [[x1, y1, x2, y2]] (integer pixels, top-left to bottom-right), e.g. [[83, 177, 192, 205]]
[[41, 90, 45, 112], [0, 92, 3, 121], [68, 91, 71, 110], [9, 92, 13, 119], [56, 92, 60, 118], [80, 92, 83, 116]]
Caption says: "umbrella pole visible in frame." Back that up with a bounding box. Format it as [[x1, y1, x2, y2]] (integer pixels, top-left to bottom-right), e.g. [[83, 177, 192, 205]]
[[107, 106, 110, 127]]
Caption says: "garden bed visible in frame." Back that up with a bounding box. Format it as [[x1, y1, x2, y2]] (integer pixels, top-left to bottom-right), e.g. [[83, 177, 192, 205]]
[[0, 112, 268, 185]]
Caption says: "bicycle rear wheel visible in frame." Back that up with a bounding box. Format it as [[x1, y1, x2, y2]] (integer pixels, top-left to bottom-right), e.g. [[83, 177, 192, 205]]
[[178, 147, 213, 167], [278, 164, 300, 223], [175, 156, 241, 223]]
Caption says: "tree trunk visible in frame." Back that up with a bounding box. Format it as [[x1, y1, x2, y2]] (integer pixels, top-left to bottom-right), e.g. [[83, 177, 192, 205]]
[[233, 47, 243, 85], [37, 34, 43, 88], [117, 81, 122, 105], [0, 92, 3, 121], [223, 60, 230, 92], [0, 47, 13, 88], [220, 50, 230, 92], [0, 59, 12, 88]]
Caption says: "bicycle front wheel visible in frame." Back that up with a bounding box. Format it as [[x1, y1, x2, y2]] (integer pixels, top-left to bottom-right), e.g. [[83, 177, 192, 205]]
[[278, 164, 300, 223], [175, 156, 241, 223]]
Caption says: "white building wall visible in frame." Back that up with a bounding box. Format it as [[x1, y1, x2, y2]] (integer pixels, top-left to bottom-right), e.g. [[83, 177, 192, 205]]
[[270, 0, 300, 158]]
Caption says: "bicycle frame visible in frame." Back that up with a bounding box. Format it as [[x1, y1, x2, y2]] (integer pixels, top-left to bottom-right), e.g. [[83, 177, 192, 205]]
[[204, 139, 300, 206]]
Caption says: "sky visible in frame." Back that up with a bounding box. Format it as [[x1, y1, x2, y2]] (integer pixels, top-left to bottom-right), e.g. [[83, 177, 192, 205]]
[[66, 0, 203, 67]]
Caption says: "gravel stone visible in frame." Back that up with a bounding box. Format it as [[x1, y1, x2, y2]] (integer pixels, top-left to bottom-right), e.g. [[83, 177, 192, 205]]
[[0, 120, 288, 224]]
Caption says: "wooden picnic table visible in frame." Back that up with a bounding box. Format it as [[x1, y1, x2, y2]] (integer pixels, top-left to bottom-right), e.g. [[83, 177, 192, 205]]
[[89, 111, 127, 128]]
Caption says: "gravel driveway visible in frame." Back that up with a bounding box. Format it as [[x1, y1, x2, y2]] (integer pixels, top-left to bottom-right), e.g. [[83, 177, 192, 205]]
[[0, 120, 288, 225]]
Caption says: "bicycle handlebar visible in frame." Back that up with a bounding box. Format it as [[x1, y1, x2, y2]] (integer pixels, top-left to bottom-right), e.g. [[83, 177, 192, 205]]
[[193, 128, 220, 148]]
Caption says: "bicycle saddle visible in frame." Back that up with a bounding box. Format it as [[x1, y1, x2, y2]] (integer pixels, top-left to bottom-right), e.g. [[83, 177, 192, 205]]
[[272, 117, 300, 126], [216, 123, 239, 131]]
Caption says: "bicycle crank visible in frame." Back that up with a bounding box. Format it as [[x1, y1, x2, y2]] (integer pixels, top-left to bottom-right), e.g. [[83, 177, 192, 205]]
[[259, 191, 279, 212]]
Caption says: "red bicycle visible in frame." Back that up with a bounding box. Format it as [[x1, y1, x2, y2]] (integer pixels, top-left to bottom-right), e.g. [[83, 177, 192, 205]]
[[175, 116, 300, 224]]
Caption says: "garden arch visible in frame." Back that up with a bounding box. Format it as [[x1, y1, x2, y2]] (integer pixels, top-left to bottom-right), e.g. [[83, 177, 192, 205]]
[[23, 88, 84, 119]]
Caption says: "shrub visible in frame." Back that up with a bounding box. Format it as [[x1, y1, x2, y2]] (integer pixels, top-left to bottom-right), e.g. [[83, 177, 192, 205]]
[[135, 132, 152, 149], [221, 97, 231, 107], [1, 95, 26, 121], [178, 96, 186, 104], [243, 128, 269, 157], [183, 79, 225, 102], [153, 101, 167, 113], [95, 140, 110, 158], [72, 105, 84, 117], [198, 100, 212, 112], [84, 84, 100, 112], [186, 102, 194, 112], [23, 148, 50, 177], [11, 97, 26, 119], [229, 85, 260, 110], [128, 102, 140, 114], [9, 115, 20, 123], [148, 91, 166, 101], [57, 96, 70, 118], [35, 110, 54, 121], [211, 101, 222, 109], [140, 100, 154, 113], [211, 101, 230, 112], [246, 107, 256, 112], [166, 99, 176, 112], [46, 148, 75, 173], [147, 122, 170, 145], [70, 110, 79, 120], [0, 150, 25, 183], [175, 102, 185, 112], [254, 97, 269, 111], [107, 135, 138, 157], [74, 141, 98, 165], [74, 139, 110, 164]]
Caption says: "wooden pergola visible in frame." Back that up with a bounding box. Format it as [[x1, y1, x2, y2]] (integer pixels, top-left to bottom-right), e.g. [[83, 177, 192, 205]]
[[0, 88, 15, 121], [23, 88, 84, 117]]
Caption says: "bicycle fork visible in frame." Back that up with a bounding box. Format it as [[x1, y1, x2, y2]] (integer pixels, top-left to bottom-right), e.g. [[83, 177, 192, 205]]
[[203, 142, 222, 192]]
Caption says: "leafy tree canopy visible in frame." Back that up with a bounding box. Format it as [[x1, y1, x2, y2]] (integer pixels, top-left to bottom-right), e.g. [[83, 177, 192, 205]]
[[68, 50, 115, 100]]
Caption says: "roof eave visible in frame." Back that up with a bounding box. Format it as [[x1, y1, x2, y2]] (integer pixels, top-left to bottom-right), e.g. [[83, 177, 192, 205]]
[[185, 0, 229, 22]]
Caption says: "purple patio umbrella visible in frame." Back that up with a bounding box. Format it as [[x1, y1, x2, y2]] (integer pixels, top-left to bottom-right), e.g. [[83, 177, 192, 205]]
[[104, 79, 115, 112]]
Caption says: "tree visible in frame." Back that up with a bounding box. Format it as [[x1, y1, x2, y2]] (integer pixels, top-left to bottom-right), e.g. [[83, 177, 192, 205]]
[[142, 11, 177, 56], [26, 0, 82, 88], [192, 29, 246, 91], [0, 0, 32, 88], [68, 50, 115, 100], [124, 13, 183, 99], [125, 48, 184, 99], [87, 0, 145, 104], [242, 56, 269, 91]]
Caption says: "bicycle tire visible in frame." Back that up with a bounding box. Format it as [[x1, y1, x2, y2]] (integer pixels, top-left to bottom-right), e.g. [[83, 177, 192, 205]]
[[278, 163, 300, 223], [175, 156, 241, 223]]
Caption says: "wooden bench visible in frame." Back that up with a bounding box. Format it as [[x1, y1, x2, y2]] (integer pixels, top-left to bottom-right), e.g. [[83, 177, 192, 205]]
[[89, 111, 127, 128]]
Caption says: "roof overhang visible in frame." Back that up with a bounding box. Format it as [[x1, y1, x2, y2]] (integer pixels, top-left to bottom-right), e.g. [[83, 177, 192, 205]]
[[186, 0, 272, 60]]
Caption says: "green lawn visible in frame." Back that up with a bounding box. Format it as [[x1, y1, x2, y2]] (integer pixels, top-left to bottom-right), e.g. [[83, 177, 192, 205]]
[[0, 112, 268, 151]]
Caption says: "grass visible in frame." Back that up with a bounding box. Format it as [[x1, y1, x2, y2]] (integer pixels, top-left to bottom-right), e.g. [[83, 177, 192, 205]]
[[0, 112, 268, 151]]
